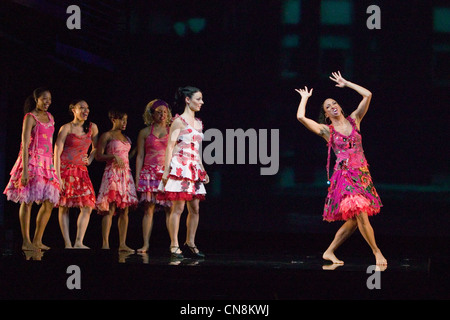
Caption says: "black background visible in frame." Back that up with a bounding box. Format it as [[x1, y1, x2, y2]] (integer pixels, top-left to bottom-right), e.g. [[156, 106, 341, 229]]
[[1, 0, 449, 246]]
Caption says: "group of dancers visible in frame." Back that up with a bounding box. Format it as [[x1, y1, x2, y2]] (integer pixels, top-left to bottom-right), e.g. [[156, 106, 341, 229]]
[[3, 85, 208, 259], [4, 71, 387, 266]]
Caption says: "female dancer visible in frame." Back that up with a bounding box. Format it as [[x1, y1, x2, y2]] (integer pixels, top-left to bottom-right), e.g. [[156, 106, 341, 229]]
[[159, 86, 209, 259], [54, 99, 99, 248], [3, 88, 60, 251], [135, 99, 172, 253], [295, 71, 387, 266], [95, 109, 138, 252]]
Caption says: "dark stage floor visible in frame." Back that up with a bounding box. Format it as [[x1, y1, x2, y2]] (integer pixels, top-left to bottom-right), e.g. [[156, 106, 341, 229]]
[[1, 229, 449, 303], [1, 193, 450, 307]]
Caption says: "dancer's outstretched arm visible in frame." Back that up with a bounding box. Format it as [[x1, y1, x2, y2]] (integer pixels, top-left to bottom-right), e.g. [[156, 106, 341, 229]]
[[329, 71, 372, 124], [295, 86, 330, 141]]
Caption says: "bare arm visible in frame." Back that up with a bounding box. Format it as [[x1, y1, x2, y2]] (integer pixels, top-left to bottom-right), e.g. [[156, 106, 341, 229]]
[[54, 123, 70, 190], [295, 86, 330, 141], [161, 119, 182, 186], [329, 71, 372, 126], [196, 119, 209, 184], [20, 114, 35, 186], [95, 131, 125, 168], [135, 127, 148, 185], [87, 123, 99, 165]]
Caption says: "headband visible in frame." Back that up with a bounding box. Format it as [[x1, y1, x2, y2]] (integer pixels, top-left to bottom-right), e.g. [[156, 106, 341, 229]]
[[150, 99, 169, 111]]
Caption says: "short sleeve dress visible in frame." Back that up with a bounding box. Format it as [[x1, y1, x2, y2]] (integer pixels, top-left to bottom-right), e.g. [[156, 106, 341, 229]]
[[323, 117, 382, 222], [3, 112, 60, 205]]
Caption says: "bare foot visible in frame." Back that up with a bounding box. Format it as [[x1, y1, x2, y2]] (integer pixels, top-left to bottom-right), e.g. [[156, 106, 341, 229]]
[[33, 241, 50, 250], [119, 245, 135, 253], [22, 242, 41, 252], [137, 246, 148, 253], [323, 251, 344, 264], [322, 263, 343, 270], [73, 243, 90, 249], [375, 251, 387, 266]]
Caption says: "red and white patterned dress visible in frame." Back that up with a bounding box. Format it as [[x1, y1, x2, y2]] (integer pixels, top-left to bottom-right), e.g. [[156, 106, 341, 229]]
[[157, 115, 207, 201], [96, 137, 138, 214], [58, 123, 96, 208]]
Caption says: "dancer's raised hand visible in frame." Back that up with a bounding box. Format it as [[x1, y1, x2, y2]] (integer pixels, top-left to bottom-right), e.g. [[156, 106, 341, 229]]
[[295, 86, 313, 98], [329, 71, 347, 88]]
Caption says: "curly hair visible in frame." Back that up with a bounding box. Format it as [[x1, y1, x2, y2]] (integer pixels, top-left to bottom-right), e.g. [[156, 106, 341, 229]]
[[142, 99, 172, 127]]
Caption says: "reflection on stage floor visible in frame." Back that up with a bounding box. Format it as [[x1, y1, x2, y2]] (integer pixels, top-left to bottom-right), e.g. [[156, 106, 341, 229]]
[[1, 238, 447, 301]]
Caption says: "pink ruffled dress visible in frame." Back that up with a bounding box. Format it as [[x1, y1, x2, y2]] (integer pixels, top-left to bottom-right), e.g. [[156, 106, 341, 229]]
[[3, 112, 60, 205], [96, 137, 138, 214], [136, 125, 171, 207], [58, 123, 96, 208], [157, 115, 207, 201], [323, 117, 382, 222]]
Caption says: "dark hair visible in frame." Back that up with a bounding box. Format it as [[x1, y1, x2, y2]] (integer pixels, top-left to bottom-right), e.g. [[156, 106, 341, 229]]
[[108, 108, 127, 120], [174, 86, 201, 110], [318, 98, 346, 125], [69, 99, 90, 133], [23, 87, 51, 114]]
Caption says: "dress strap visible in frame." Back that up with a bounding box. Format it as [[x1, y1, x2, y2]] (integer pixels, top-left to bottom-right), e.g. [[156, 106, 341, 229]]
[[172, 114, 188, 129]]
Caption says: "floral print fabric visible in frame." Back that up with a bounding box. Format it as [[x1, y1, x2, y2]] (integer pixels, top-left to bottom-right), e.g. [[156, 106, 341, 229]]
[[3, 112, 60, 205], [157, 115, 207, 201], [58, 124, 96, 208], [136, 125, 171, 206], [96, 137, 138, 213], [323, 117, 382, 221]]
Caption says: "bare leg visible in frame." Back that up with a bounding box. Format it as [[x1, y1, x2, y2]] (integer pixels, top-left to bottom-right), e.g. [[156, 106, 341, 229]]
[[323, 218, 358, 264], [73, 206, 91, 248], [58, 206, 72, 248], [168, 200, 185, 254], [19, 202, 40, 251], [356, 212, 387, 266], [185, 199, 200, 248], [164, 206, 171, 234], [138, 203, 155, 253], [33, 200, 53, 250], [118, 207, 134, 252], [101, 204, 115, 249]]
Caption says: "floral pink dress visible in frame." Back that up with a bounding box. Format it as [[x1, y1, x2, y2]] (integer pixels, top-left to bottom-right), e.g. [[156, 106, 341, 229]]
[[58, 123, 96, 208], [157, 115, 207, 201], [137, 125, 171, 207], [4, 112, 60, 205], [323, 117, 382, 222], [96, 137, 138, 214]]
